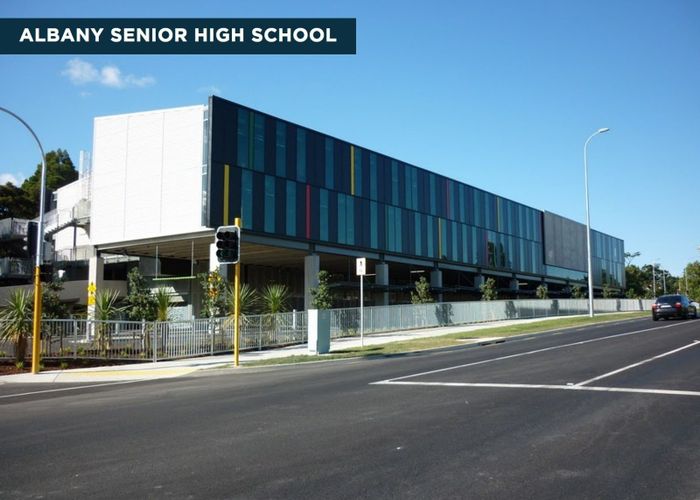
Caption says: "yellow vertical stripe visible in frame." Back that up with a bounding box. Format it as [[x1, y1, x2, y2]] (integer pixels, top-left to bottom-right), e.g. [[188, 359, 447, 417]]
[[350, 145, 355, 195], [223, 164, 230, 225]]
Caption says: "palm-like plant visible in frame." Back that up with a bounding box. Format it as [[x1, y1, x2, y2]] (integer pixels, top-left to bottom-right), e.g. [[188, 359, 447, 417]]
[[226, 283, 260, 316], [94, 289, 123, 356], [153, 288, 172, 321], [0, 289, 34, 363], [260, 284, 290, 314]]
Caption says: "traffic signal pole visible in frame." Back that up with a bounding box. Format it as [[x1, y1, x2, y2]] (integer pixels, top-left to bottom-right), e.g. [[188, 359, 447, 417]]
[[234, 217, 241, 367]]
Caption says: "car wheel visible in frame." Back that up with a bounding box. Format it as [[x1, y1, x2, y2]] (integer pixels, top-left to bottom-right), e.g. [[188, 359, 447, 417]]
[[652, 314, 659, 321]]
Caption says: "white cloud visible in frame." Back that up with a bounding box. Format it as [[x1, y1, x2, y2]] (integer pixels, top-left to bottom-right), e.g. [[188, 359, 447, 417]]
[[62, 58, 155, 89], [0, 172, 24, 186], [63, 58, 98, 84]]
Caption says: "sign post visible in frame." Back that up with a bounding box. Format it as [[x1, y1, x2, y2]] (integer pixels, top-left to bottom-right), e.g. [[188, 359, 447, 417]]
[[356, 257, 366, 347]]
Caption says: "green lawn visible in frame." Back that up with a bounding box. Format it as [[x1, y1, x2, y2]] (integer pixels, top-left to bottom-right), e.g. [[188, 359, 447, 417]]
[[243, 311, 649, 367]]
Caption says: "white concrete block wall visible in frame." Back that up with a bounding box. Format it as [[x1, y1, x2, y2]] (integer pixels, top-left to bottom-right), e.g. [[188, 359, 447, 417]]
[[90, 105, 206, 245]]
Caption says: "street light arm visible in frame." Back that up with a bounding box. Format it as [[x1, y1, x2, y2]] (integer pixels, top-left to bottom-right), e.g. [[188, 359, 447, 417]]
[[583, 127, 610, 317], [0, 106, 47, 268]]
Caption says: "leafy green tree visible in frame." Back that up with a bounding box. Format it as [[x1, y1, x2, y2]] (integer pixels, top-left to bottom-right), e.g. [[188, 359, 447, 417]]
[[571, 285, 586, 299], [535, 284, 548, 299], [602, 284, 614, 298], [624, 251, 641, 266], [684, 261, 700, 300], [198, 270, 227, 318], [411, 275, 434, 304], [124, 267, 157, 321], [0, 289, 33, 363], [21, 149, 78, 213], [480, 277, 498, 301], [42, 278, 68, 319], [0, 182, 34, 219], [311, 270, 334, 309]]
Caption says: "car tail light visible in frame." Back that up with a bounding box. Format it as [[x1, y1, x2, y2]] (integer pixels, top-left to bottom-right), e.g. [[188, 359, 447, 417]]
[[675, 302, 682, 309], [652, 304, 657, 310]]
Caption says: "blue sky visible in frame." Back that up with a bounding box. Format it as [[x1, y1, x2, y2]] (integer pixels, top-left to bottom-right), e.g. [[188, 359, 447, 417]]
[[1, 0, 699, 275]]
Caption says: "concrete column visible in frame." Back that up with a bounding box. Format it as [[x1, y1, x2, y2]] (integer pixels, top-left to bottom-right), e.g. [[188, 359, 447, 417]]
[[375, 262, 389, 306], [304, 254, 320, 310], [87, 255, 104, 320], [474, 274, 485, 289], [431, 269, 443, 303], [509, 278, 519, 291]]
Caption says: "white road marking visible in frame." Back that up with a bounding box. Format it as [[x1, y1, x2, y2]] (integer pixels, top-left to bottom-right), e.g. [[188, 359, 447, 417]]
[[575, 340, 700, 386], [372, 381, 700, 398], [373, 322, 681, 385], [0, 380, 144, 400]]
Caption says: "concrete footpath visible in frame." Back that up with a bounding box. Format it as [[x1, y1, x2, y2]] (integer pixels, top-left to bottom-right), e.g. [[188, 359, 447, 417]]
[[0, 315, 599, 384]]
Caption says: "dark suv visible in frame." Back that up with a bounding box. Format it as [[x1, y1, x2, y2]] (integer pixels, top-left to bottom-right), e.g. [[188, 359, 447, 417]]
[[652, 294, 698, 321]]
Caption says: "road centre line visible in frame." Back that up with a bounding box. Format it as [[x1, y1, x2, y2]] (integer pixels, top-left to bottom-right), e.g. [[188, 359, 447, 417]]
[[574, 340, 700, 386], [371, 380, 700, 398], [372, 322, 681, 385]]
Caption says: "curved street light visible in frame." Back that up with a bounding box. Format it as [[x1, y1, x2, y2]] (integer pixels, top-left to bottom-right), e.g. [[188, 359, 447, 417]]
[[0, 107, 47, 374], [584, 127, 610, 317]]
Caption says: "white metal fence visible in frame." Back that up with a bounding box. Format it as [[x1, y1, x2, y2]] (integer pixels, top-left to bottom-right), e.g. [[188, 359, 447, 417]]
[[0, 310, 307, 362], [329, 298, 654, 338], [0, 299, 650, 362]]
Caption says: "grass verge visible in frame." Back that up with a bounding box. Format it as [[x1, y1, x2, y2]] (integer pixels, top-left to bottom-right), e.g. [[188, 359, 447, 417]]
[[244, 311, 648, 367]]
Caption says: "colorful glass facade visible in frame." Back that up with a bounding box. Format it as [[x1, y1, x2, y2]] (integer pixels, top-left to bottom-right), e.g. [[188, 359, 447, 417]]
[[205, 96, 624, 288]]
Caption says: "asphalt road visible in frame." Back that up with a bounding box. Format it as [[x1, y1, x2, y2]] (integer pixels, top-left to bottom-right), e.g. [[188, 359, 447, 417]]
[[2, 316, 700, 499]]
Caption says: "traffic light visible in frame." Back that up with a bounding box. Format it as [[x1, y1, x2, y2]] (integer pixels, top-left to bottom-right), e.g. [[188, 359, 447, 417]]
[[215, 225, 240, 264]]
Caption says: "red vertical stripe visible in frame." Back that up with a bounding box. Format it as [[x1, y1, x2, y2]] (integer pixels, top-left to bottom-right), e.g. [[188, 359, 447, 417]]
[[306, 184, 311, 239]]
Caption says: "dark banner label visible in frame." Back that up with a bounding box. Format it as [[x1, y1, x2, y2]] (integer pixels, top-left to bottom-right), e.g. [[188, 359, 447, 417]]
[[0, 18, 356, 54]]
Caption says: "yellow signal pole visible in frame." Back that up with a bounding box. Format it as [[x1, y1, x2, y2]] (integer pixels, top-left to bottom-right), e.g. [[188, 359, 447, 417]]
[[234, 217, 241, 367]]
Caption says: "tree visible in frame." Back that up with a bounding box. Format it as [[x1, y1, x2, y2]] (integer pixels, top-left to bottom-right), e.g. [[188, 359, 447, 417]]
[[198, 270, 227, 318], [602, 284, 614, 298], [0, 182, 34, 219], [480, 277, 498, 301], [684, 261, 700, 300], [42, 278, 68, 319], [310, 270, 334, 309], [571, 285, 587, 299], [124, 267, 157, 321], [624, 251, 641, 266], [411, 275, 434, 304], [21, 149, 78, 213], [0, 289, 33, 364], [535, 284, 548, 299]]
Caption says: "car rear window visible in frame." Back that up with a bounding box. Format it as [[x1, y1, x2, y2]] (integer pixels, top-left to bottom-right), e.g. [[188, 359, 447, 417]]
[[657, 295, 682, 304]]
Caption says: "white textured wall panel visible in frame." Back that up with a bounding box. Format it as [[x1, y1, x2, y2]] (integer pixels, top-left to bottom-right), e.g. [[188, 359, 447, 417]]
[[90, 105, 206, 245]]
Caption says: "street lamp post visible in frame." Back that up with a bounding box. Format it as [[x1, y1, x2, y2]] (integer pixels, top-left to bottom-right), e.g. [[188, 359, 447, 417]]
[[583, 127, 610, 317], [0, 107, 47, 374]]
